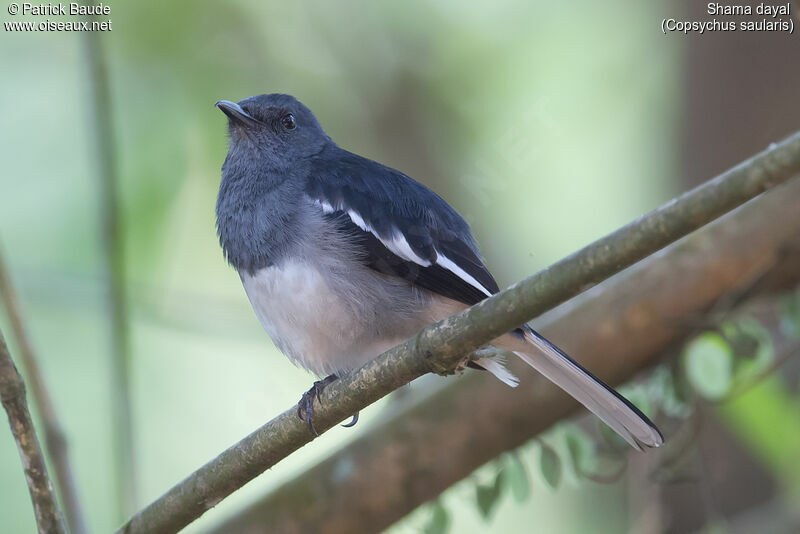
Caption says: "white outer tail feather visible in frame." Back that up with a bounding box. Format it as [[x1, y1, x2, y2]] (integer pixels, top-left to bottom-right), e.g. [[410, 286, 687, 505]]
[[490, 329, 663, 450], [474, 353, 520, 388]]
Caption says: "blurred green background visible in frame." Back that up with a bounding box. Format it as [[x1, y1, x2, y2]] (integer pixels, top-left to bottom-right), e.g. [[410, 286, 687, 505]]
[[2, 1, 799, 533]]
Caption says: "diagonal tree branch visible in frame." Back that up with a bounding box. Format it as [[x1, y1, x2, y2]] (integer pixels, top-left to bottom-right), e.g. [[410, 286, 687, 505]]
[[0, 328, 67, 534], [117, 131, 800, 534], [0, 247, 87, 534], [209, 168, 800, 534]]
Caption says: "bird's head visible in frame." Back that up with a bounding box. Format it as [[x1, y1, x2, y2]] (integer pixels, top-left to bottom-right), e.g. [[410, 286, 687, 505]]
[[216, 94, 330, 171]]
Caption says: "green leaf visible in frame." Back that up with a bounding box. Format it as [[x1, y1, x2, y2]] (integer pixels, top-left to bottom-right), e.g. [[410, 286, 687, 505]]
[[562, 425, 596, 477], [475, 469, 505, 519], [730, 317, 774, 381], [539, 443, 562, 490], [779, 289, 800, 338], [648, 365, 691, 419], [475, 485, 498, 519], [683, 332, 734, 400], [721, 320, 758, 359], [506, 452, 530, 502], [565, 433, 583, 470], [423, 500, 450, 534]]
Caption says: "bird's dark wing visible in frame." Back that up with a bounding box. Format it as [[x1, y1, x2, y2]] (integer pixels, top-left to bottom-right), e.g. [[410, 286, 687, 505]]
[[305, 146, 499, 306]]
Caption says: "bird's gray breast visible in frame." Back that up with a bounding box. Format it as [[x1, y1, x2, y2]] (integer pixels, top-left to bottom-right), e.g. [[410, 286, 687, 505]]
[[216, 172, 302, 273]]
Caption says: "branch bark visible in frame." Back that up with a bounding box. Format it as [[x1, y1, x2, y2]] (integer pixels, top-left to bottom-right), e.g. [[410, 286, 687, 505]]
[[0, 248, 87, 534], [209, 176, 800, 534], [117, 131, 800, 534], [0, 329, 67, 534]]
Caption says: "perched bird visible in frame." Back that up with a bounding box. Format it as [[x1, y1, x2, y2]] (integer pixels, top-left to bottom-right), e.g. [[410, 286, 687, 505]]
[[215, 93, 663, 450]]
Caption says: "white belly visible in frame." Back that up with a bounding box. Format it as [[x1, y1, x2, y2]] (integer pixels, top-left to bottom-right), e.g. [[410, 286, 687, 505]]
[[240, 260, 409, 376]]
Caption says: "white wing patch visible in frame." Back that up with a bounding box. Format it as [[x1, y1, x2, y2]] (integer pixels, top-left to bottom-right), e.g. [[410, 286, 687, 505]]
[[346, 209, 368, 232], [311, 198, 432, 266], [434, 253, 493, 297], [345, 209, 432, 266], [311, 197, 493, 295], [388, 230, 431, 265], [315, 199, 336, 214]]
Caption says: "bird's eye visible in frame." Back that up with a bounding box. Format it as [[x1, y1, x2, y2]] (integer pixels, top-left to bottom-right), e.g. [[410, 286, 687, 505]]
[[281, 114, 296, 130]]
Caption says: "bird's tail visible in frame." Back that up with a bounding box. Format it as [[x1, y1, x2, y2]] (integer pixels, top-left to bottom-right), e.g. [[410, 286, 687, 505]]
[[492, 326, 663, 450]]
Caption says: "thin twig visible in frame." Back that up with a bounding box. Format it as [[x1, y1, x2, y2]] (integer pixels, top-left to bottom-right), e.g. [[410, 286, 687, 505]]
[[117, 132, 800, 534], [0, 329, 67, 534], [0, 248, 87, 534], [82, 25, 136, 519]]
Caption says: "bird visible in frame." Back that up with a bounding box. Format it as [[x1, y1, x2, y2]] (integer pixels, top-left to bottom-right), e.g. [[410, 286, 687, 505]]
[[214, 93, 663, 450]]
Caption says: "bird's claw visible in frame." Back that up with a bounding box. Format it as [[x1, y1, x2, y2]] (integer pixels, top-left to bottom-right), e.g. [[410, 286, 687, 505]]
[[296, 374, 360, 434], [296, 374, 339, 436], [341, 412, 359, 428], [297, 390, 317, 435]]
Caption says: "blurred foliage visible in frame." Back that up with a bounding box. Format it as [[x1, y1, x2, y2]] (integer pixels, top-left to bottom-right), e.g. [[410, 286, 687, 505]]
[[537, 442, 562, 490], [2, 1, 797, 533], [506, 452, 530, 502], [475, 467, 506, 519], [780, 287, 800, 339], [718, 377, 800, 496], [423, 500, 450, 534], [402, 293, 799, 534], [683, 332, 735, 400]]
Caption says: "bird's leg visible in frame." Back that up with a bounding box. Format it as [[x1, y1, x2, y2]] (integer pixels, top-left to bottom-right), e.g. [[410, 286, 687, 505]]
[[296, 375, 360, 435], [297, 374, 338, 435]]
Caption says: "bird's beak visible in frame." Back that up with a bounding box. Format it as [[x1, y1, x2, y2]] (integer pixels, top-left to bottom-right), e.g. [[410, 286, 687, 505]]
[[215, 100, 260, 127]]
